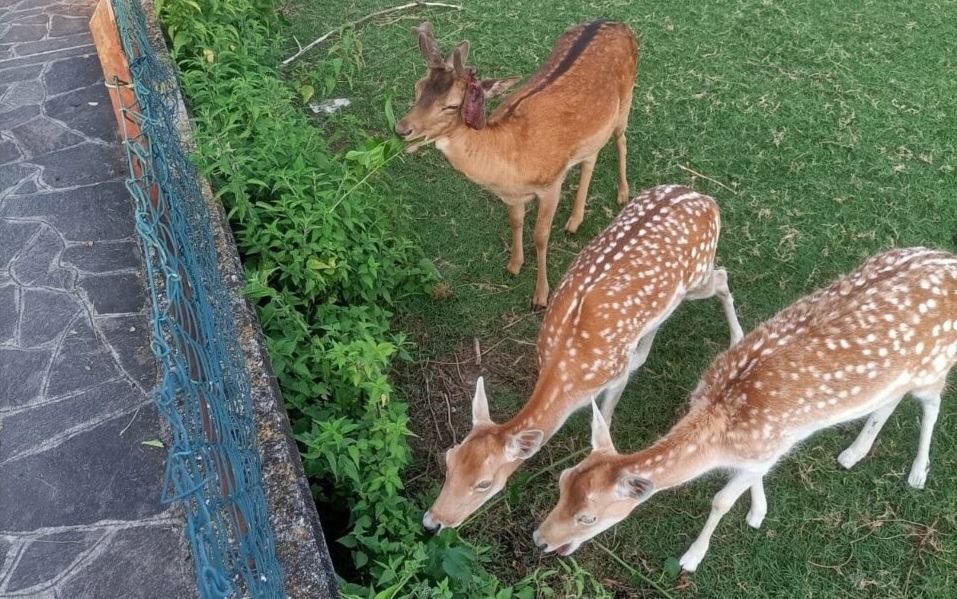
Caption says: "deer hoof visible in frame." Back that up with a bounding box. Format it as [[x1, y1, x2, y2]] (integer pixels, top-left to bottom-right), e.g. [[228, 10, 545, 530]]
[[532, 292, 549, 308], [506, 260, 523, 276], [564, 216, 582, 234]]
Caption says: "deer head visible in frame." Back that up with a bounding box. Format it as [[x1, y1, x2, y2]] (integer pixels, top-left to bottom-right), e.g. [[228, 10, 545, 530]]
[[395, 22, 521, 151], [532, 402, 655, 555], [422, 377, 544, 531]]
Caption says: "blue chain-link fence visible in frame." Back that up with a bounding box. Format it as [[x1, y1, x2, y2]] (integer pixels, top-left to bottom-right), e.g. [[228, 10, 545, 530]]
[[109, 0, 286, 596]]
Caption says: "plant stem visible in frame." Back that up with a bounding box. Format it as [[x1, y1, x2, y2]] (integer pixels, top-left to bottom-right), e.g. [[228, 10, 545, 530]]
[[593, 541, 675, 599]]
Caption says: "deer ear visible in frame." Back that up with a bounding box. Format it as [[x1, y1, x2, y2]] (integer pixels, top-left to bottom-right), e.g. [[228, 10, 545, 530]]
[[480, 76, 521, 99], [615, 473, 655, 501], [590, 400, 616, 453], [505, 429, 544, 460], [454, 40, 469, 68], [463, 74, 487, 129], [472, 376, 491, 425]]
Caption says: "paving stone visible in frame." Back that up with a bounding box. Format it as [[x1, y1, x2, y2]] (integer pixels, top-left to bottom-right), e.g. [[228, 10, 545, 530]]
[[0, 409, 168, 531], [9, 0, 53, 12], [62, 240, 141, 273], [0, 163, 39, 197], [44, 54, 103, 96], [12, 33, 93, 58], [0, 181, 134, 241], [0, 136, 23, 164], [49, 15, 88, 38], [0, 45, 90, 70], [0, 104, 41, 131], [46, 317, 122, 396], [44, 84, 116, 143], [80, 272, 145, 315], [20, 287, 81, 346], [59, 525, 193, 599], [2, 79, 45, 107], [11, 177, 38, 194], [5, 529, 104, 593], [97, 314, 158, 390], [0, 63, 43, 84], [13, 14, 50, 26], [32, 142, 124, 188], [0, 284, 17, 344], [0, 347, 51, 409], [10, 116, 84, 158], [46, 3, 94, 18], [0, 219, 40, 270], [0, 538, 9, 573], [9, 224, 76, 289], [0, 380, 142, 463], [0, 23, 47, 44]]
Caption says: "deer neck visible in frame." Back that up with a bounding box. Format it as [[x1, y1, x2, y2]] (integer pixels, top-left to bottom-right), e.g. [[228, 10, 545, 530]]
[[502, 378, 577, 440], [434, 123, 523, 192], [624, 408, 725, 490]]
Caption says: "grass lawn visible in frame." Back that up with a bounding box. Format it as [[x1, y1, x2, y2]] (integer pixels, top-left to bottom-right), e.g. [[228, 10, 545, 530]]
[[283, 0, 957, 595]]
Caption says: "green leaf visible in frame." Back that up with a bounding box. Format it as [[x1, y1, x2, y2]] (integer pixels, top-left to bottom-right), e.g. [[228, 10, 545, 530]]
[[663, 556, 681, 578], [299, 84, 315, 105], [141, 439, 165, 448]]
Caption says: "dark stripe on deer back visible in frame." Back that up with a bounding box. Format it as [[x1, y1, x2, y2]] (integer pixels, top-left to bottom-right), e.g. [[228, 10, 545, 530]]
[[501, 20, 611, 118]]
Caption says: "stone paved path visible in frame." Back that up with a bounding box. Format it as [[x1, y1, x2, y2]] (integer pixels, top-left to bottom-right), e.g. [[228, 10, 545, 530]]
[[0, 0, 196, 596]]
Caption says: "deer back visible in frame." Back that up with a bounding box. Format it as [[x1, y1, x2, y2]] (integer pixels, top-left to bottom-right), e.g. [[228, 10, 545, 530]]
[[535, 185, 722, 395], [693, 247, 957, 460], [492, 20, 637, 126]]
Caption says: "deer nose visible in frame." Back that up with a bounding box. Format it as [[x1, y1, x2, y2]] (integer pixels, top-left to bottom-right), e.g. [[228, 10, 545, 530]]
[[532, 530, 547, 551], [422, 511, 442, 534], [395, 122, 413, 139]]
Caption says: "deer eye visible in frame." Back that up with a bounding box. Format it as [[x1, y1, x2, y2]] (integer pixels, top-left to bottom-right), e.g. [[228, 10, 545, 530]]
[[474, 480, 493, 492], [442, 104, 460, 112], [576, 514, 598, 526]]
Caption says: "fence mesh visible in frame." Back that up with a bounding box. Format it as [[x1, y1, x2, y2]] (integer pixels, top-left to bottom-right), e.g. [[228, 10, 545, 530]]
[[109, 0, 286, 597]]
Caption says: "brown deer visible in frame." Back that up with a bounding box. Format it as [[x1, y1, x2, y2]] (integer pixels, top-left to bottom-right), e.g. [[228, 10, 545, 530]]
[[422, 185, 745, 532], [395, 20, 639, 307], [533, 247, 957, 572]]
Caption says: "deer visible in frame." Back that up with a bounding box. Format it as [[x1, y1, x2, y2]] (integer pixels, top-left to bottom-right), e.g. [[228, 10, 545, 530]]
[[422, 185, 746, 532], [533, 247, 957, 572], [395, 20, 639, 307]]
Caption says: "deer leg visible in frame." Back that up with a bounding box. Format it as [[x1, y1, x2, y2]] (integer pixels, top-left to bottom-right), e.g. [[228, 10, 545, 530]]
[[686, 267, 745, 345], [746, 479, 767, 529], [908, 386, 943, 489], [505, 202, 526, 276], [680, 470, 759, 572], [837, 396, 903, 470], [614, 127, 630, 205], [600, 328, 660, 422], [565, 154, 597, 233], [531, 186, 561, 307]]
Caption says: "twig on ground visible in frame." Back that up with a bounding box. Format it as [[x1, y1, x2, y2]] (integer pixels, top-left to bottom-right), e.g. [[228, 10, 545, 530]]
[[677, 163, 739, 195], [423, 363, 443, 443], [118, 406, 142, 437], [474, 337, 482, 367], [281, 1, 463, 67]]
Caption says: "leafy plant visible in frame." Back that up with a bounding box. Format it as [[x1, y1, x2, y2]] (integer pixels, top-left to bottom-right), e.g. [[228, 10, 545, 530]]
[[154, 0, 569, 596]]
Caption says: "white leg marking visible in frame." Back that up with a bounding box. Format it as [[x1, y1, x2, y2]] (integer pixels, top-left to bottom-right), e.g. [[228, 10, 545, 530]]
[[837, 397, 903, 469], [746, 479, 767, 529], [680, 471, 759, 572], [908, 391, 941, 490]]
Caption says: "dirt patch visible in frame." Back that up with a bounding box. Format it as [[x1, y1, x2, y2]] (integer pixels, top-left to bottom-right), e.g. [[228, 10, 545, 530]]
[[392, 316, 540, 497]]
